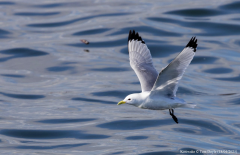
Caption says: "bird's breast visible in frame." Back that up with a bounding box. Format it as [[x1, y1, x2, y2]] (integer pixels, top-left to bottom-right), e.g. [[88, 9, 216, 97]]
[[139, 97, 176, 110]]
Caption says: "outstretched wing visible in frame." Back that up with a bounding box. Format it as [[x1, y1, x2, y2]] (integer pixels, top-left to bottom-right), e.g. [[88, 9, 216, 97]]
[[150, 37, 198, 97], [128, 30, 158, 92]]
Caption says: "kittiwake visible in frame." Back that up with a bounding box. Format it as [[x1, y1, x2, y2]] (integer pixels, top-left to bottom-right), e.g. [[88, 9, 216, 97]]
[[117, 30, 198, 124]]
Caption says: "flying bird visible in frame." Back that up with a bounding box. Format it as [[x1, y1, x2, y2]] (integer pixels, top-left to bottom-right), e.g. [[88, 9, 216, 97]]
[[118, 30, 198, 124]]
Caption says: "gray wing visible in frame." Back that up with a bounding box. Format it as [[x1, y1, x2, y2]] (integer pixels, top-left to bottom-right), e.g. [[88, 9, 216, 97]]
[[150, 37, 198, 97], [128, 30, 158, 92]]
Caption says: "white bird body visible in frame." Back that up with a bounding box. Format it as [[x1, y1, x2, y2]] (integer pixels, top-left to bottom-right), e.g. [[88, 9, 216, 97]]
[[118, 30, 198, 123], [141, 95, 186, 110], [123, 91, 188, 110]]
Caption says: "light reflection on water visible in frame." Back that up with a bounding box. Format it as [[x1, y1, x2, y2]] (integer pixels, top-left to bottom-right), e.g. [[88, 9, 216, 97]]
[[0, 0, 240, 154]]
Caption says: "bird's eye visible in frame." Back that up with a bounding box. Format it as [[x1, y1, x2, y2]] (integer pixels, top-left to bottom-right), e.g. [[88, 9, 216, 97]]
[[128, 98, 131, 100]]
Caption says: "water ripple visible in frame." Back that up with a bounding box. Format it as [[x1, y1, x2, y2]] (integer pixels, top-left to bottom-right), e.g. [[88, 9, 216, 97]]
[[90, 67, 130, 72], [0, 1, 15, 5], [203, 67, 233, 74], [9, 143, 88, 150], [97, 119, 172, 130], [0, 129, 110, 139], [147, 17, 240, 36], [179, 119, 233, 136], [0, 48, 48, 62], [0, 92, 45, 100], [14, 12, 60, 16], [219, 1, 240, 12], [73, 28, 111, 36], [32, 2, 94, 8], [68, 38, 126, 48], [72, 97, 115, 104], [27, 13, 131, 28], [1, 74, 26, 78], [125, 136, 148, 140], [191, 56, 218, 64], [215, 74, 240, 82], [108, 26, 181, 37], [165, 8, 225, 17], [36, 118, 96, 124], [0, 29, 11, 38], [47, 66, 75, 72], [92, 90, 138, 99]]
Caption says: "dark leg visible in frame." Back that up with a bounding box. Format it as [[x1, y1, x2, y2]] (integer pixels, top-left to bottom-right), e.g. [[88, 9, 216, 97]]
[[169, 109, 178, 124]]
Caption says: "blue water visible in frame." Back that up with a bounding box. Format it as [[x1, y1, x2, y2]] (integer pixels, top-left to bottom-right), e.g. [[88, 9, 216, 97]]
[[0, 0, 240, 154]]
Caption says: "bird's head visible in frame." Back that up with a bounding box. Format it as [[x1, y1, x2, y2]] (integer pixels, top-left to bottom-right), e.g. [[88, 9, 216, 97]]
[[117, 93, 142, 107]]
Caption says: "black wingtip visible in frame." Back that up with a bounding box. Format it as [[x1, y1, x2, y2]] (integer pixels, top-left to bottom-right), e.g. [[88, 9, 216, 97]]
[[128, 30, 145, 44], [186, 36, 198, 52]]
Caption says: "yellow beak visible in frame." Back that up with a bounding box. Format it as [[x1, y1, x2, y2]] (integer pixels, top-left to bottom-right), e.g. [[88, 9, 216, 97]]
[[117, 101, 126, 105]]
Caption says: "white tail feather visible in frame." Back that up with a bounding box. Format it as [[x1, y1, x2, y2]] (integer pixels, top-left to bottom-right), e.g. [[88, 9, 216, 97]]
[[182, 103, 196, 108]]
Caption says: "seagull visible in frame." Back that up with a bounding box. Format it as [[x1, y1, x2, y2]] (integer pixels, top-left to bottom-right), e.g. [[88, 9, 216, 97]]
[[117, 30, 198, 124]]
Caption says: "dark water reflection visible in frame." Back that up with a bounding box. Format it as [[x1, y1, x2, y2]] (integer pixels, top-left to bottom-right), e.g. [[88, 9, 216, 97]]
[[215, 74, 240, 82], [36, 118, 96, 124], [0, 129, 109, 139], [0, 92, 45, 99], [0, 0, 240, 154], [148, 17, 240, 36], [0, 2, 15, 5], [203, 67, 233, 74], [0, 48, 48, 62], [1, 74, 26, 78], [15, 12, 60, 16], [165, 8, 225, 17], [219, 1, 240, 12], [11, 143, 88, 150]]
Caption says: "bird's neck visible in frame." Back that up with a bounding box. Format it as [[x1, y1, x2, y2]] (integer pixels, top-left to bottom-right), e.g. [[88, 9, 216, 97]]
[[140, 91, 151, 98], [134, 91, 150, 107]]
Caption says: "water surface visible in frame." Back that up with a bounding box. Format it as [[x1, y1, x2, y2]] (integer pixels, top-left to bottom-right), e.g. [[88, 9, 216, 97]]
[[0, 0, 240, 154]]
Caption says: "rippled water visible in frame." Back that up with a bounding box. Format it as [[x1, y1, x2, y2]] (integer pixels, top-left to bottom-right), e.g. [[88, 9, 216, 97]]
[[0, 0, 240, 154]]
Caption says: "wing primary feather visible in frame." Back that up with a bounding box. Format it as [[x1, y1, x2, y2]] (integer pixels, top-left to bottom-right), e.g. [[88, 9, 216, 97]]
[[185, 36, 198, 52], [150, 37, 198, 97], [127, 30, 158, 92], [128, 30, 145, 44]]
